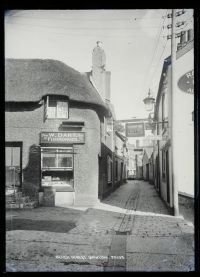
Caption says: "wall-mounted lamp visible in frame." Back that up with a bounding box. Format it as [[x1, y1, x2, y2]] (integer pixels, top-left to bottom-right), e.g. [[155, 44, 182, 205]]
[[143, 90, 168, 129], [143, 90, 155, 112]]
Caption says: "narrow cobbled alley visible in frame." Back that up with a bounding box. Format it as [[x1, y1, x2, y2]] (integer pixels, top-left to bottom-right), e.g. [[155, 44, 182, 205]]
[[6, 181, 194, 272]]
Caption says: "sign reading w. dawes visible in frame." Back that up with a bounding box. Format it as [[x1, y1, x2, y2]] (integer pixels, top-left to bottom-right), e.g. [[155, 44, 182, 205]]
[[40, 132, 85, 144]]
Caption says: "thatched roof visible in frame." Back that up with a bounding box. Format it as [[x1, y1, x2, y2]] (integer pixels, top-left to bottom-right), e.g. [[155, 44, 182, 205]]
[[5, 58, 109, 114]]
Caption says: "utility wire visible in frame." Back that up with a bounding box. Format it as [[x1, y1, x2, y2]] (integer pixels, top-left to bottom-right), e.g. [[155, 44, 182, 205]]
[[149, 38, 169, 91], [141, 9, 168, 97], [149, 10, 193, 93], [147, 10, 171, 96]]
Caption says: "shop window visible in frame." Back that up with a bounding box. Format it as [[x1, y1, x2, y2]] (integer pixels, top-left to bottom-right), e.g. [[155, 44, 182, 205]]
[[45, 96, 68, 119], [42, 148, 73, 169], [41, 147, 73, 189]]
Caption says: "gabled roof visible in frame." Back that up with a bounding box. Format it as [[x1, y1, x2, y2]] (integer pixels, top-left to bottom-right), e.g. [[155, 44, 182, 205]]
[[145, 147, 154, 159], [143, 147, 154, 165], [5, 58, 110, 115]]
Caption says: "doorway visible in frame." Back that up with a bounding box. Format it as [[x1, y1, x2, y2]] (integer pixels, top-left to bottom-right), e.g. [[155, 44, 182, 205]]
[[5, 142, 22, 190], [166, 150, 170, 203], [120, 162, 123, 181], [146, 164, 149, 181], [156, 156, 160, 192]]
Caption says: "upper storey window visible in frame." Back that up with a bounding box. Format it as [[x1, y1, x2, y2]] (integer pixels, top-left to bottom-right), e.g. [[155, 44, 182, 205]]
[[45, 96, 69, 119]]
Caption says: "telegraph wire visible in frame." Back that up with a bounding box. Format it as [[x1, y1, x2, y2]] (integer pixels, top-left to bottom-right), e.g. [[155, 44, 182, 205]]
[[141, 9, 169, 98], [149, 9, 194, 92], [149, 38, 169, 91], [148, 11, 170, 94], [147, 10, 171, 96]]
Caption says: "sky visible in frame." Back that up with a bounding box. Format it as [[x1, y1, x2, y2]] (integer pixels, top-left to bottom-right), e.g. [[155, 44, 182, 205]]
[[4, 9, 193, 120]]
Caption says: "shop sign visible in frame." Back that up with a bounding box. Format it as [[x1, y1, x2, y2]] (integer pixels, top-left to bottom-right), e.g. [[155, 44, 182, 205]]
[[40, 132, 85, 144], [178, 70, 194, 94], [126, 123, 145, 137]]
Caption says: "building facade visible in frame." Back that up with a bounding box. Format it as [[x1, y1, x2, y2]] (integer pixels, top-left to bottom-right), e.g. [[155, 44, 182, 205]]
[[152, 29, 194, 212], [5, 44, 127, 207], [142, 147, 154, 184]]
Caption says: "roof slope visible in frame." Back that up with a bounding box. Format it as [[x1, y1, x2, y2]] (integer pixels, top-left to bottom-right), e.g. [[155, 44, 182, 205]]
[[5, 58, 108, 112], [143, 147, 154, 165]]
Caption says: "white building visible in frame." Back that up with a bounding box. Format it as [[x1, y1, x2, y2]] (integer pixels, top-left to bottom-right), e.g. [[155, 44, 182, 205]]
[[153, 29, 194, 214]]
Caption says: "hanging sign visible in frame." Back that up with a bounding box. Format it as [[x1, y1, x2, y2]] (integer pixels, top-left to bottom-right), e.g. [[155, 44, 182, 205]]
[[178, 70, 194, 94], [40, 132, 85, 144], [126, 123, 145, 137]]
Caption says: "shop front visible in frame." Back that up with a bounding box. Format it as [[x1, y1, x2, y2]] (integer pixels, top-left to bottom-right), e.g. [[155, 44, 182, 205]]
[[39, 131, 85, 206]]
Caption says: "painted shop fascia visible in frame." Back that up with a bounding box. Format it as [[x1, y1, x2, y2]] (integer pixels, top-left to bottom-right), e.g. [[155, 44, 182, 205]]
[[5, 44, 127, 207]]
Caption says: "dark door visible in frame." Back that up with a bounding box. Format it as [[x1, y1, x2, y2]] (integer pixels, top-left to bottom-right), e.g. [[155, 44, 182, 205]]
[[120, 162, 123, 181], [146, 164, 149, 181], [166, 150, 170, 203], [156, 157, 160, 192], [6, 143, 22, 189]]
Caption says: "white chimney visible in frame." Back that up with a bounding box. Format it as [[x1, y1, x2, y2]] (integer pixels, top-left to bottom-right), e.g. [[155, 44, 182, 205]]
[[92, 42, 111, 102]]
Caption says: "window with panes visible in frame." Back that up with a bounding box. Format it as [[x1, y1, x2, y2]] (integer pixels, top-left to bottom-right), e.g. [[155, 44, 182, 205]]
[[44, 96, 69, 119], [41, 147, 73, 188]]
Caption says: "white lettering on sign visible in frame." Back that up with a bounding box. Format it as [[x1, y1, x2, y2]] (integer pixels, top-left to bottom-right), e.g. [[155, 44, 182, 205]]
[[40, 132, 85, 144], [186, 71, 194, 78], [178, 70, 194, 94]]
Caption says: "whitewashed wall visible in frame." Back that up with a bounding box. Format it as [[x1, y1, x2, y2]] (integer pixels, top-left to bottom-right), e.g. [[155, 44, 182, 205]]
[[173, 48, 194, 197]]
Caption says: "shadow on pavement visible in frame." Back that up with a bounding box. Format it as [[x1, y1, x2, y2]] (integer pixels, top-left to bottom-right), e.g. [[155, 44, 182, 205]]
[[6, 218, 77, 233]]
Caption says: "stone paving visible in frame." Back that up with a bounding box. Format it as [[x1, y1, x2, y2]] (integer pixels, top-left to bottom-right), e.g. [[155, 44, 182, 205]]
[[6, 180, 195, 272]]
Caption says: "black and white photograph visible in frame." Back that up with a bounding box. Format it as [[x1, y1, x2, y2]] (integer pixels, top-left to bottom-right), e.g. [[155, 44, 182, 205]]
[[4, 9, 197, 272]]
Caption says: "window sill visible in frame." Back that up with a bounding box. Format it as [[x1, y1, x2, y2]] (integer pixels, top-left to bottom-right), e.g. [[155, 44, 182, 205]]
[[42, 185, 74, 192], [46, 118, 69, 120]]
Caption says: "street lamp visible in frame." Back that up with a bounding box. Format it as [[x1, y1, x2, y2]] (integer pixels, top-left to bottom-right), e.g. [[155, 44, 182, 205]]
[[143, 89, 155, 112], [143, 90, 168, 129]]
